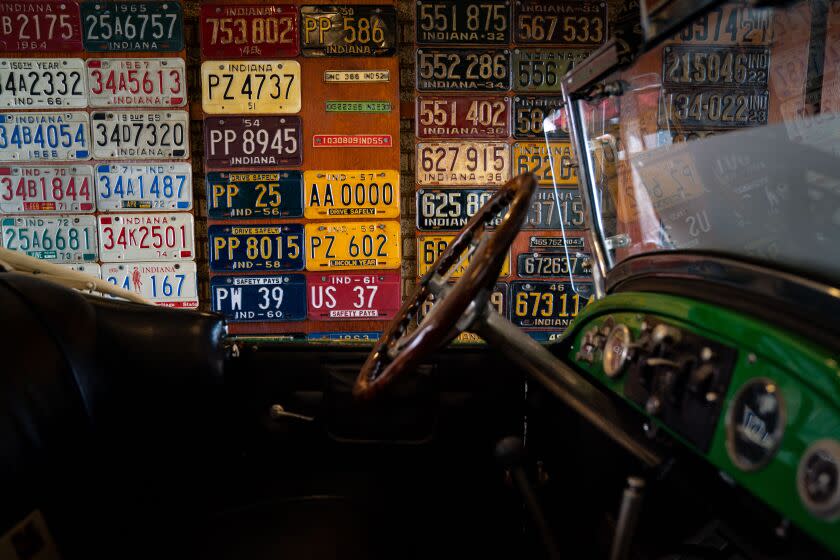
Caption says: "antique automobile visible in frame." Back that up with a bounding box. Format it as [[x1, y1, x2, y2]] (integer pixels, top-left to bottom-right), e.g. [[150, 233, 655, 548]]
[[2, 1, 840, 559]]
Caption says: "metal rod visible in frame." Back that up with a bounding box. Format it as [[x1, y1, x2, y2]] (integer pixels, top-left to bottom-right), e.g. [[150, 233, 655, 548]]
[[609, 477, 646, 560]]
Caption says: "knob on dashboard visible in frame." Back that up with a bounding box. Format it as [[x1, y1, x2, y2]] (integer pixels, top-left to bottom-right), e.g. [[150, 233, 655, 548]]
[[603, 324, 632, 378], [798, 439, 840, 520]]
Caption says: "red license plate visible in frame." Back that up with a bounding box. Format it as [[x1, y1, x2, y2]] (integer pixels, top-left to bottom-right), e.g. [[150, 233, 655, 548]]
[[87, 58, 186, 108], [307, 271, 401, 320], [200, 4, 298, 58], [204, 116, 302, 168], [416, 95, 510, 139], [0, 1, 83, 52]]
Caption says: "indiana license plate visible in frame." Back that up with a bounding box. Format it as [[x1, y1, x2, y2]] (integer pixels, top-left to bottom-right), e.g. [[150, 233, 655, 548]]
[[103, 261, 198, 309], [0, 165, 93, 214], [516, 251, 592, 277], [523, 188, 585, 230], [60, 263, 100, 277], [513, 0, 607, 47], [97, 213, 194, 261], [416, 141, 510, 186], [416, 234, 510, 278], [0, 1, 83, 52], [207, 170, 302, 219], [663, 45, 770, 89], [419, 281, 508, 321], [81, 1, 184, 52], [0, 58, 86, 108], [1, 215, 97, 262], [211, 274, 307, 322], [512, 95, 565, 138], [307, 271, 401, 320], [660, 88, 769, 130], [96, 163, 191, 212], [513, 141, 577, 185], [0, 112, 90, 162], [416, 48, 510, 91], [416, 187, 501, 231], [304, 170, 399, 219], [511, 49, 588, 92], [673, 4, 772, 45], [300, 5, 397, 57], [416, 95, 510, 139], [201, 60, 301, 114], [200, 4, 298, 58], [91, 110, 188, 159], [87, 58, 186, 108], [510, 280, 593, 329], [305, 221, 400, 271], [308, 331, 380, 342], [204, 116, 302, 168], [209, 223, 304, 272], [416, 0, 510, 45]]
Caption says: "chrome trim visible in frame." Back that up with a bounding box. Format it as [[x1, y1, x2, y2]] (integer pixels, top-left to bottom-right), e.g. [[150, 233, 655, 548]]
[[563, 39, 620, 98]]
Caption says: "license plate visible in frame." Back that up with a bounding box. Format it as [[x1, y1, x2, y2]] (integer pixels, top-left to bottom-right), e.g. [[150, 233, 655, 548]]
[[81, 1, 184, 52], [325, 100, 391, 113], [516, 251, 592, 277], [323, 69, 390, 83], [305, 221, 401, 271], [416, 95, 510, 139], [0, 165, 94, 213], [523, 188, 585, 230], [0, 58, 86, 108], [673, 4, 772, 45], [663, 45, 770, 89], [209, 223, 304, 272], [300, 5, 397, 57], [307, 271, 401, 320], [96, 163, 192, 212], [513, 0, 607, 47], [511, 49, 588, 93], [0, 1, 83, 52], [527, 234, 586, 250], [416, 187, 501, 231], [201, 60, 301, 115], [91, 110, 188, 160], [416, 141, 510, 186], [513, 141, 577, 185], [510, 280, 593, 329], [60, 262, 100, 277], [631, 145, 705, 214], [660, 88, 769, 130], [207, 170, 303, 219], [0, 112, 90, 162], [97, 213, 194, 261], [417, 48, 511, 92], [211, 274, 307, 323], [304, 170, 399, 219], [512, 95, 566, 138], [103, 261, 198, 308], [416, 234, 511, 278], [87, 58, 186, 108], [1, 215, 97, 262], [419, 281, 508, 320], [200, 4, 298, 58], [416, 0, 510, 45], [204, 116, 302, 168], [308, 332, 381, 342]]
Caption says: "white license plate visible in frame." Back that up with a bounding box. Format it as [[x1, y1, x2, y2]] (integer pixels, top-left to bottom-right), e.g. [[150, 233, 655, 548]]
[[97, 213, 194, 262], [91, 110, 189, 160], [87, 58, 187, 108], [416, 141, 511, 186], [0, 165, 94, 213], [96, 163, 192, 212], [1, 214, 98, 262], [59, 263, 101, 278], [0, 111, 90, 162], [0, 58, 87, 108], [102, 261, 198, 308]]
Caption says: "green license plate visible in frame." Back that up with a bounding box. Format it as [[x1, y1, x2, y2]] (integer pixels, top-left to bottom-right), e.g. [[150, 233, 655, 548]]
[[81, 1, 184, 52], [325, 100, 392, 113]]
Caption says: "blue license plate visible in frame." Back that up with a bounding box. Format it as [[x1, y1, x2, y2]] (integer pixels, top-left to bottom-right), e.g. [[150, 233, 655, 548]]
[[206, 171, 303, 219], [0, 112, 90, 162], [211, 274, 307, 322], [96, 163, 192, 211], [81, 1, 184, 52], [308, 332, 381, 342], [209, 223, 304, 272]]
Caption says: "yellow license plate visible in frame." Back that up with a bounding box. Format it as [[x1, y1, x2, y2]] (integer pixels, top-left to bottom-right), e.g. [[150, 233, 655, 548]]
[[201, 60, 301, 114], [303, 170, 400, 219], [305, 221, 401, 270], [416, 235, 510, 279], [512, 142, 578, 186]]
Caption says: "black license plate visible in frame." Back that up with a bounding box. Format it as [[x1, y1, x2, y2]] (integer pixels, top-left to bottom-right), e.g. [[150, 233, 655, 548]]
[[516, 251, 591, 277], [209, 223, 304, 272], [660, 88, 769, 130], [81, 1, 184, 52], [663, 45, 770, 89], [416, 0, 510, 45], [206, 171, 303, 220], [512, 95, 566, 138], [416, 187, 501, 231], [300, 5, 396, 57], [514, 0, 607, 47], [512, 48, 588, 93], [523, 188, 585, 230], [510, 280, 593, 329], [416, 48, 511, 92], [211, 274, 307, 323]]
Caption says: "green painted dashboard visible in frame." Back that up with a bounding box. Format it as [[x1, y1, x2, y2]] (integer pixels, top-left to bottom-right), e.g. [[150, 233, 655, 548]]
[[565, 292, 840, 555]]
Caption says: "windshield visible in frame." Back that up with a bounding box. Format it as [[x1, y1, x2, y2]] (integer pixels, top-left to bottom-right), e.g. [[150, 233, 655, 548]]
[[563, 1, 840, 283]]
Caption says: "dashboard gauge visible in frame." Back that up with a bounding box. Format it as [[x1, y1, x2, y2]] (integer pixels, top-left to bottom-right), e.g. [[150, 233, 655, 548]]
[[798, 439, 840, 520], [603, 324, 632, 378], [726, 378, 785, 471]]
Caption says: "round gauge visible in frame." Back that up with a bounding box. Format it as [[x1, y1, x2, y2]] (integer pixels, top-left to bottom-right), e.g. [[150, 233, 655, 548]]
[[725, 378, 786, 471], [797, 439, 840, 520], [602, 324, 632, 378]]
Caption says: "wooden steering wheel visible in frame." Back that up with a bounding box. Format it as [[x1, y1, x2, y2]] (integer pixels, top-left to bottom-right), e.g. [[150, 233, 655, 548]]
[[353, 173, 538, 400]]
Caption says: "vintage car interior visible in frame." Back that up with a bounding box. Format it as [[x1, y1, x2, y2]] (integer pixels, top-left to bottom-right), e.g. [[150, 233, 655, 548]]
[[2, 0, 840, 559]]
